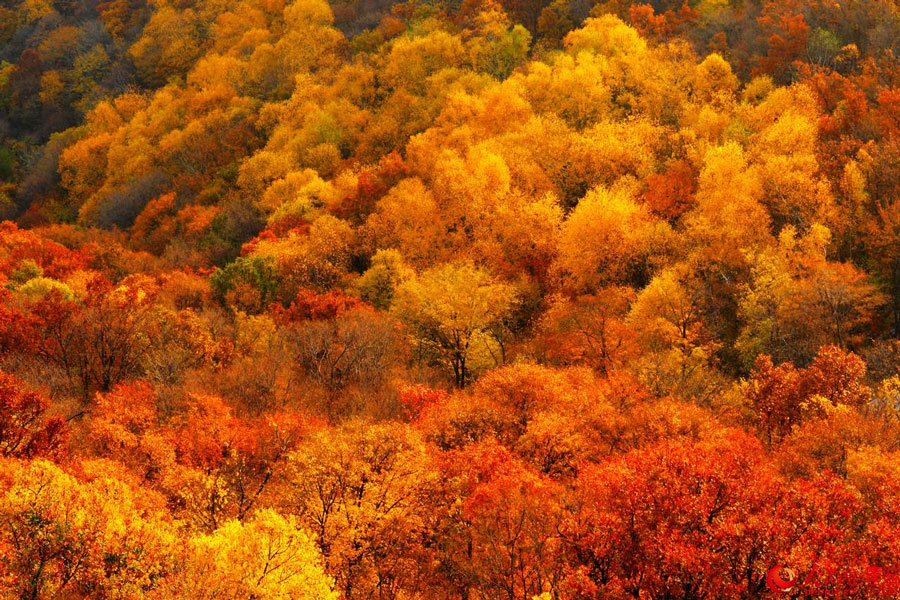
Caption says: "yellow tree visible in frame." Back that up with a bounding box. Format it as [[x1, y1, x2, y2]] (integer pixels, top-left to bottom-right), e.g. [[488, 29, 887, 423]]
[[363, 178, 446, 266], [0, 458, 177, 600], [279, 421, 436, 600], [737, 225, 884, 365], [128, 6, 207, 86], [747, 84, 838, 232], [168, 509, 337, 600], [393, 262, 518, 387], [355, 249, 415, 310], [382, 30, 468, 94], [553, 185, 662, 293], [626, 266, 725, 401], [682, 141, 771, 272]]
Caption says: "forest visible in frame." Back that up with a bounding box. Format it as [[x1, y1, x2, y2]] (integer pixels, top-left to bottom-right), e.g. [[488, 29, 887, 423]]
[[4, 0, 900, 597]]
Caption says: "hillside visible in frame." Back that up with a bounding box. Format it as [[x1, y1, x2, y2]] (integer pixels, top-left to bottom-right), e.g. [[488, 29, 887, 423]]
[[3, 0, 900, 598]]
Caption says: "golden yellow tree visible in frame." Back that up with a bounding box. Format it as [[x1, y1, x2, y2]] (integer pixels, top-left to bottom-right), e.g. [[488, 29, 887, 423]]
[[169, 509, 337, 600], [393, 262, 518, 387]]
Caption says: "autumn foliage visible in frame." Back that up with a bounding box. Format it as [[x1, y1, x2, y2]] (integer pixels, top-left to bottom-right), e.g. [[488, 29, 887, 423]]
[[5, 0, 900, 597]]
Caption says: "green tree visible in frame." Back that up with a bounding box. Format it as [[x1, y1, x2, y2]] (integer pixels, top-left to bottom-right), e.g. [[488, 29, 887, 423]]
[[210, 256, 280, 313]]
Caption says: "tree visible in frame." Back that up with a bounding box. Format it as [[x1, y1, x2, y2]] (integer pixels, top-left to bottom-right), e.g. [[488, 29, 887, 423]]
[[244, 216, 355, 296], [128, 6, 207, 86], [382, 31, 467, 93], [276, 288, 369, 322], [285, 307, 400, 417], [87, 381, 173, 481], [0, 372, 67, 459], [393, 262, 518, 387], [536, 288, 637, 373], [737, 225, 883, 365], [355, 249, 414, 310], [210, 256, 281, 313], [553, 186, 661, 293], [280, 421, 437, 600], [0, 458, 177, 600], [29, 278, 158, 401], [438, 440, 565, 600], [742, 353, 804, 445], [165, 395, 308, 530], [683, 141, 771, 272], [755, 6, 809, 82], [172, 510, 338, 600], [562, 432, 787, 599], [417, 363, 626, 475], [642, 159, 695, 220], [626, 267, 724, 401], [742, 345, 870, 445]]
